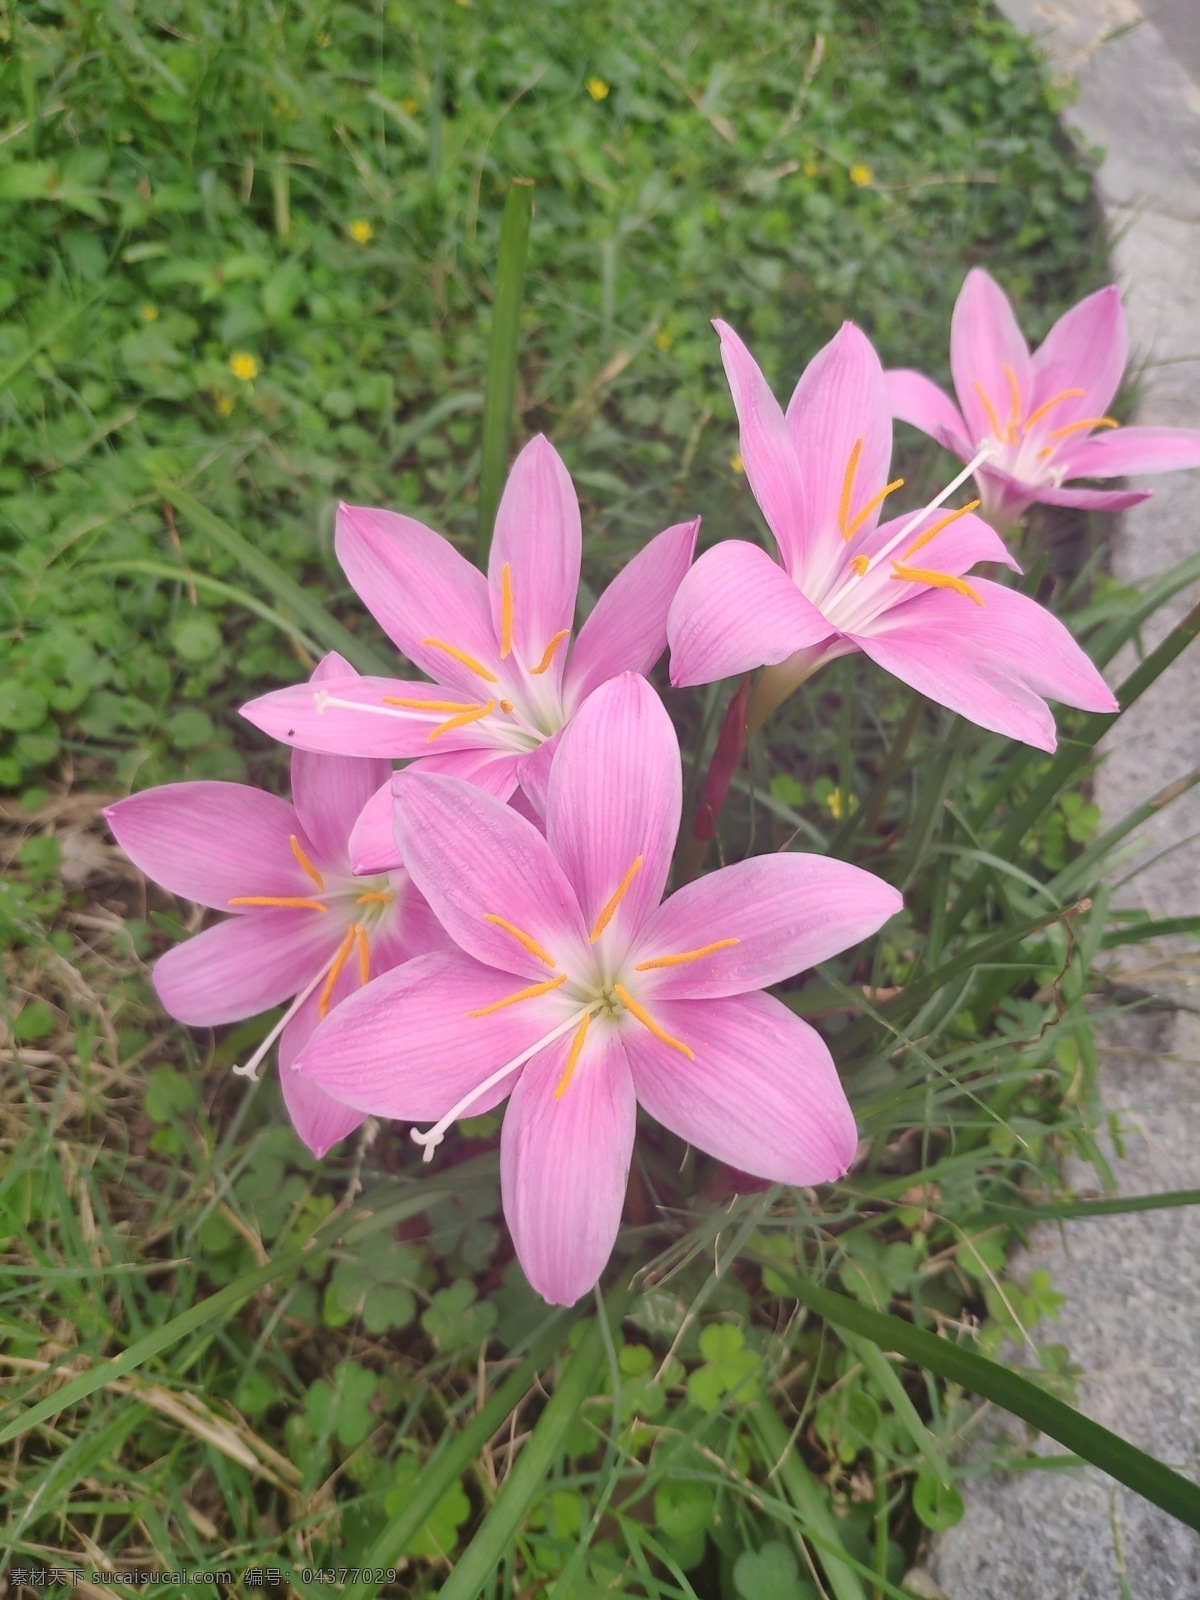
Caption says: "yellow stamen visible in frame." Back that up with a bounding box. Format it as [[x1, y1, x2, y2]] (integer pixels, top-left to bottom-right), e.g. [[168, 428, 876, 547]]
[[319, 926, 358, 1019], [484, 913, 558, 968], [382, 696, 476, 713], [972, 380, 1003, 440], [589, 856, 644, 943], [427, 699, 495, 743], [612, 984, 694, 1059], [903, 498, 981, 559], [890, 562, 984, 606], [499, 562, 514, 659], [848, 554, 870, 576], [529, 629, 570, 675], [554, 1012, 591, 1100], [289, 834, 324, 891], [1046, 416, 1119, 441], [838, 438, 863, 537], [356, 890, 394, 905], [843, 477, 905, 543], [228, 895, 329, 912], [466, 973, 568, 1017], [500, 698, 515, 714], [1037, 446, 1054, 459], [420, 638, 499, 683], [635, 937, 739, 971], [1023, 387, 1085, 432], [1002, 362, 1021, 442]]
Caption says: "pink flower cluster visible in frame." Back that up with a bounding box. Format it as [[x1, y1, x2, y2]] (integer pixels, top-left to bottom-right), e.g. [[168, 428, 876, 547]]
[[107, 274, 1200, 1304]]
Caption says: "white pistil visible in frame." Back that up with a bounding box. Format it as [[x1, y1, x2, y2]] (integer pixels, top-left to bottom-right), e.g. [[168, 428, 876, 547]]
[[232, 960, 333, 1082], [821, 442, 997, 629], [314, 691, 441, 723], [859, 441, 997, 576], [410, 1003, 600, 1163]]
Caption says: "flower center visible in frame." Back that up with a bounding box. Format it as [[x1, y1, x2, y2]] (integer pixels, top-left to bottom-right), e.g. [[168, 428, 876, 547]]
[[406, 871, 743, 1160], [972, 367, 1118, 474]]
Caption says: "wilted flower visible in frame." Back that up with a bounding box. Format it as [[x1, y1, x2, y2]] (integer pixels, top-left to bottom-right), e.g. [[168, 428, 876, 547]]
[[105, 654, 444, 1157], [886, 268, 1200, 531], [292, 674, 901, 1305]]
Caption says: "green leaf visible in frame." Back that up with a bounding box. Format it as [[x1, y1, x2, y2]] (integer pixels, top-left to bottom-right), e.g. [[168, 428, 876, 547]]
[[386, 1463, 471, 1558], [654, 1480, 713, 1541], [912, 1473, 965, 1532], [734, 1541, 816, 1600]]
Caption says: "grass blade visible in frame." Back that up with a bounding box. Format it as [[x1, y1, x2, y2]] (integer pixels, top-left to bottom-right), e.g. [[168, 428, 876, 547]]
[[438, 1279, 632, 1600], [762, 1266, 1200, 1532], [160, 486, 395, 676], [476, 177, 534, 562]]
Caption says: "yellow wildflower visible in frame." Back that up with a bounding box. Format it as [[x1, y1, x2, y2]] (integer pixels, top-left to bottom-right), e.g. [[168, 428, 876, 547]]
[[228, 352, 259, 382], [849, 163, 872, 187], [215, 393, 236, 417], [653, 328, 674, 352], [826, 787, 846, 820], [401, 96, 419, 115], [315, 28, 331, 47], [730, 453, 744, 474], [348, 218, 374, 245], [139, 305, 159, 323], [802, 158, 820, 178], [586, 77, 610, 101]]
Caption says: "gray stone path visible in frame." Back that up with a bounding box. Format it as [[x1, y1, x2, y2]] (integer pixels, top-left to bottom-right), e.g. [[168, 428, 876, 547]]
[[920, 2, 1200, 1593]]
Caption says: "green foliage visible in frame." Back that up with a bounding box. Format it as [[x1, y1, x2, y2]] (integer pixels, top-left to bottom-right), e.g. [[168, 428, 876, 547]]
[[0, 0, 1101, 797]]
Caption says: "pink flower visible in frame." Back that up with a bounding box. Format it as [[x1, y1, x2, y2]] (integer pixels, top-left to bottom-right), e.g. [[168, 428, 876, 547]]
[[104, 653, 446, 1158], [887, 268, 1200, 531], [240, 435, 698, 869], [291, 673, 901, 1305], [667, 320, 1118, 751]]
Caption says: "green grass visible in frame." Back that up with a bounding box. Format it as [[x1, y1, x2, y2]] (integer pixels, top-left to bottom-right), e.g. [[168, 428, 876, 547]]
[[7, 1, 1199, 1595]]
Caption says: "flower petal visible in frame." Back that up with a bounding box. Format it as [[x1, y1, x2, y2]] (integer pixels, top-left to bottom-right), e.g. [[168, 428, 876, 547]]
[[392, 772, 591, 977], [153, 909, 342, 1026], [294, 951, 565, 1119], [501, 1023, 636, 1305], [546, 674, 680, 952], [564, 518, 700, 707], [335, 503, 501, 693], [488, 436, 581, 669], [632, 854, 901, 999], [1030, 284, 1127, 430], [950, 269, 1032, 445], [290, 654, 392, 872], [624, 991, 858, 1186], [786, 322, 895, 554], [714, 319, 809, 571], [1055, 425, 1200, 481], [347, 750, 521, 875], [514, 730, 562, 820], [278, 969, 367, 1159], [886, 369, 973, 457], [850, 577, 1117, 751], [242, 675, 499, 759], [105, 783, 307, 911], [667, 541, 831, 688]]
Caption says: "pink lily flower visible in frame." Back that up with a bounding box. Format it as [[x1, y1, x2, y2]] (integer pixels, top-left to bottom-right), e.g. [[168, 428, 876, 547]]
[[887, 268, 1200, 531], [291, 673, 901, 1306], [240, 435, 698, 869], [104, 653, 446, 1158], [667, 320, 1118, 751]]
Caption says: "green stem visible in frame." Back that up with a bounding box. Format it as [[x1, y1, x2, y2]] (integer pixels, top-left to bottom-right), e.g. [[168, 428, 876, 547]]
[[477, 178, 534, 563]]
